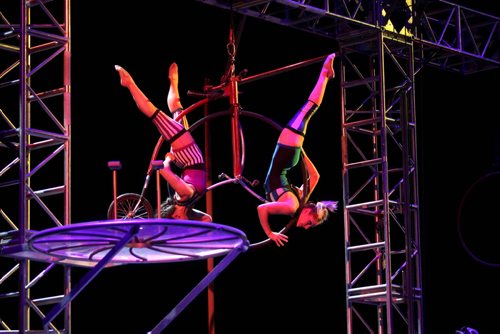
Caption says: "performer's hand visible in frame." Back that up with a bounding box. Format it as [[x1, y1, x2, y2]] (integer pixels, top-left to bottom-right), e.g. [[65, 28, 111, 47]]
[[165, 152, 175, 162], [163, 152, 175, 169], [268, 232, 288, 247], [297, 184, 304, 198]]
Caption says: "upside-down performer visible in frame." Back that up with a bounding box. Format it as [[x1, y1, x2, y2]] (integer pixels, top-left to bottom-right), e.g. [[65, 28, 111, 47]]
[[115, 63, 212, 222], [258, 53, 339, 247]]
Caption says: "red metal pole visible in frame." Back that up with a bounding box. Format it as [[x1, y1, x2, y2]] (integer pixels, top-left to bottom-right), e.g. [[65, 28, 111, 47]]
[[204, 77, 216, 334]]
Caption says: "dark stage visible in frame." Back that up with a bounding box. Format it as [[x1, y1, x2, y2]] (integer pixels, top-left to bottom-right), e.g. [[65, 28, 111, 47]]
[[2, 1, 500, 333]]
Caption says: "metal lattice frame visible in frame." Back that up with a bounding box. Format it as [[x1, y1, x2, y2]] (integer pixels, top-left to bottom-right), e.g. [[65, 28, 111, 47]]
[[340, 32, 422, 334], [0, 0, 71, 333], [197, 0, 500, 74], [0, 0, 498, 333], [193, 0, 498, 333]]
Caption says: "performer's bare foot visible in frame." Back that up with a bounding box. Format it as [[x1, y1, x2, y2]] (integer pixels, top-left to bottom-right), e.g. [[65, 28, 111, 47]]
[[322, 53, 336, 79], [168, 62, 182, 113], [115, 65, 133, 88], [168, 62, 179, 86]]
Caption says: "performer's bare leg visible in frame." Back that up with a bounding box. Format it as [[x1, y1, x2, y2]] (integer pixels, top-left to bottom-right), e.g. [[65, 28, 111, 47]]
[[115, 65, 157, 118], [308, 53, 335, 106]]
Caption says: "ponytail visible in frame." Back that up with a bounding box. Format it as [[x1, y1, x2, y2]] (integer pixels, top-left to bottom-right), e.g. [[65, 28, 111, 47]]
[[316, 200, 338, 225]]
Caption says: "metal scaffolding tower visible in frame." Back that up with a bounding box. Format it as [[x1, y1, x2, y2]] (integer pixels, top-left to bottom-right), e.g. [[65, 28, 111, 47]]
[[195, 0, 500, 333], [1, 0, 499, 333], [0, 0, 71, 333]]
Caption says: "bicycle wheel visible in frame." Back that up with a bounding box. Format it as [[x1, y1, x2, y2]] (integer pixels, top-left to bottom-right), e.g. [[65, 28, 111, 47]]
[[189, 109, 283, 177], [107, 193, 154, 220]]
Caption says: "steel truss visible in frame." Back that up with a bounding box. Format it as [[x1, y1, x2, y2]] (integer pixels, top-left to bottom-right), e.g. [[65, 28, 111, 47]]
[[340, 33, 422, 334], [1, 0, 499, 333], [195, 0, 499, 333], [0, 0, 71, 333], [197, 0, 500, 74]]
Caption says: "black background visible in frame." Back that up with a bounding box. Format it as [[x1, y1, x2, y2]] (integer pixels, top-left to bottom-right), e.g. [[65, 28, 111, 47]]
[[14, 1, 500, 333]]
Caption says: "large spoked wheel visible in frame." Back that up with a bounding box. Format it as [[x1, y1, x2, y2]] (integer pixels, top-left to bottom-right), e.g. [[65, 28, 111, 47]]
[[107, 193, 154, 220]]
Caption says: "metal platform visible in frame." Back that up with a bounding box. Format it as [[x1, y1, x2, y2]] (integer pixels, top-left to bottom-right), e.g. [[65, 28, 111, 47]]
[[1, 219, 249, 333]]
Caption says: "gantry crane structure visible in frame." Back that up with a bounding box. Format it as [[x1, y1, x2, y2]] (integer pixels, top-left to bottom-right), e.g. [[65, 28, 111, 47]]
[[1, 0, 499, 333]]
